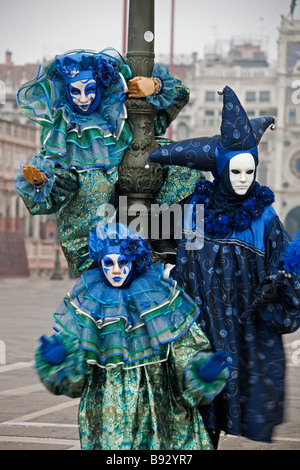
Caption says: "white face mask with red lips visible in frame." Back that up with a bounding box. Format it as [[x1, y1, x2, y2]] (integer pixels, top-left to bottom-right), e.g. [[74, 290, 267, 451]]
[[229, 153, 256, 195]]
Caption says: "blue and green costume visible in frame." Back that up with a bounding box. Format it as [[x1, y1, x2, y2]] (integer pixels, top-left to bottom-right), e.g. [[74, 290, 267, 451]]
[[15, 49, 201, 276], [35, 224, 228, 450]]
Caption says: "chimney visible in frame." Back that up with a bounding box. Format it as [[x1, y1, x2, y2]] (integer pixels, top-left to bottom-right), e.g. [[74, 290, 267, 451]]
[[5, 50, 12, 66]]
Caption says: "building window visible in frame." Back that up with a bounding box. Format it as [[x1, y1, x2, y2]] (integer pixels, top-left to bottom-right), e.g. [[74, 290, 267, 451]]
[[205, 110, 214, 116], [259, 91, 270, 102], [176, 123, 189, 141], [288, 109, 296, 125], [205, 91, 215, 102], [285, 206, 300, 235], [257, 161, 267, 186], [246, 91, 256, 102]]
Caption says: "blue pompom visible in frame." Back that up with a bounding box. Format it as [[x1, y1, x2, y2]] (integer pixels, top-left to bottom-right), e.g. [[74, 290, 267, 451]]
[[40, 335, 66, 365], [197, 350, 229, 383], [283, 231, 300, 275]]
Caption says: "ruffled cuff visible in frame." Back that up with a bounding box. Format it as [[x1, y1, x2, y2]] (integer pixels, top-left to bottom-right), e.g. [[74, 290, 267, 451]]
[[14, 156, 55, 204], [184, 351, 229, 405], [146, 63, 179, 110], [35, 333, 89, 398]]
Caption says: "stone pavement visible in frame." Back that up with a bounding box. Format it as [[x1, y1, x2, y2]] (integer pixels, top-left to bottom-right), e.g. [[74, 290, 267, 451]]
[[0, 275, 300, 451]]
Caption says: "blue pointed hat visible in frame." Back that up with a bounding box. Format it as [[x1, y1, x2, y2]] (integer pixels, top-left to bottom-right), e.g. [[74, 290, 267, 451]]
[[148, 86, 275, 176]]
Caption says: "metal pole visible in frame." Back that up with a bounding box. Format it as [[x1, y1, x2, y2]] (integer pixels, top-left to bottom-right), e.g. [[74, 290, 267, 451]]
[[169, 0, 175, 76], [168, 0, 175, 140], [51, 235, 63, 280], [118, 0, 164, 239], [123, 0, 128, 55]]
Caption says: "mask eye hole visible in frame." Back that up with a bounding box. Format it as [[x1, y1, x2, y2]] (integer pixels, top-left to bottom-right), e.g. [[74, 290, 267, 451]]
[[231, 169, 240, 174], [119, 259, 130, 267], [246, 170, 254, 175], [69, 86, 80, 95], [85, 85, 96, 94], [103, 258, 113, 267]]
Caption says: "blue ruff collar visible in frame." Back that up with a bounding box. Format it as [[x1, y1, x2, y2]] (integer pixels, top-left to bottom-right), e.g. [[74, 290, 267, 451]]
[[191, 179, 275, 238]]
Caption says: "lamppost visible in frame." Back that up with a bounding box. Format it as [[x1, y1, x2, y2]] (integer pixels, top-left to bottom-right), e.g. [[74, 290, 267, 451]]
[[118, 0, 164, 239], [51, 233, 63, 280]]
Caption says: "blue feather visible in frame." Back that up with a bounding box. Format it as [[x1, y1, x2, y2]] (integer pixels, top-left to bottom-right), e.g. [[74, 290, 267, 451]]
[[283, 230, 300, 275]]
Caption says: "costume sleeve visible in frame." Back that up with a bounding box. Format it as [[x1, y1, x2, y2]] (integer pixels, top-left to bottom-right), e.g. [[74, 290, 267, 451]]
[[147, 63, 190, 136], [14, 152, 78, 215], [259, 215, 300, 334], [168, 322, 228, 408], [35, 332, 89, 398]]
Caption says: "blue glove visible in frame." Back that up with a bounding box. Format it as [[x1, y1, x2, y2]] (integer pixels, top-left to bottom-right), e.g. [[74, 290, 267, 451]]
[[40, 335, 66, 366], [197, 350, 229, 383]]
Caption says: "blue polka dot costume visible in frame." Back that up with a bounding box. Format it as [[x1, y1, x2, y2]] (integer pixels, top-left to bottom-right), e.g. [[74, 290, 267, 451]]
[[148, 86, 300, 443]]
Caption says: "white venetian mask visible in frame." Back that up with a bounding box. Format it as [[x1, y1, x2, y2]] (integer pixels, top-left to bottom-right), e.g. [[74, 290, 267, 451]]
[[101, 253, 133, 287], [68, 79, 97, 112], [229, 153, 256, 195]]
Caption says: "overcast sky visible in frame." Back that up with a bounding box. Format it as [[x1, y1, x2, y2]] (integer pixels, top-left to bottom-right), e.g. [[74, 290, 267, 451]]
[[0, 0, 298, 65]]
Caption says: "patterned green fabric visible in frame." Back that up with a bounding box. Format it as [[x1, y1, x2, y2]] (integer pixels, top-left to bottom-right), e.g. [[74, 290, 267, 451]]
[[19, 154, 119, 276], [78, 327, 213, 450], [35, 325, 215, 450]]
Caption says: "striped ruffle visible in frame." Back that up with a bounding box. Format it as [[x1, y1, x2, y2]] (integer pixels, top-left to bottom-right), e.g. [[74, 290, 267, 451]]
[[53, 264, 200, 369]]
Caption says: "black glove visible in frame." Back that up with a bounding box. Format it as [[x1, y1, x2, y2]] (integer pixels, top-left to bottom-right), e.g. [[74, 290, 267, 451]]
[[253, 281, 279, 308]]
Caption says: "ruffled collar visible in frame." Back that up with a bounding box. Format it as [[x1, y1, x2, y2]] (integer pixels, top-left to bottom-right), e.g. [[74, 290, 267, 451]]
[[17, 54, 131, 170], [191, 179, 275, 238], [54, 263, 200, 369]]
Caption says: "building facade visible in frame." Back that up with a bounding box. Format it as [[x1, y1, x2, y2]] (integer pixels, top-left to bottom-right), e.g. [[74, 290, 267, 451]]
[[275, 18, 300, 235], [0, 52, 68, 276]]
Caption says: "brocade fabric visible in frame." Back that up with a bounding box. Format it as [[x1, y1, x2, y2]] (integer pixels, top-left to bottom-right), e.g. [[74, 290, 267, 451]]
[[174, 202, 300, 442]]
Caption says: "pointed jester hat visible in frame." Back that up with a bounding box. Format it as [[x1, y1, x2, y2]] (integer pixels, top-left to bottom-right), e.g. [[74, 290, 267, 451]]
[[148, 86, 276, 177]]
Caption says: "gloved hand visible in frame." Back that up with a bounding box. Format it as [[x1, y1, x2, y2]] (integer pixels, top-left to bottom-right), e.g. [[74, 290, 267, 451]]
[[253, 281, 279, 308], [23, 165, 47, 187], [127, 77, 157, 98], [40, 335, 66, 366], [197, 350, 229, 383]]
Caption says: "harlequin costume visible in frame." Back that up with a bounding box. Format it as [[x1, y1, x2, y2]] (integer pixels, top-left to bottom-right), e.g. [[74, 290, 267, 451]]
[[35, 223, 229, 450], [14, 49, 201, 276], [148, 86, 300, 443]]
